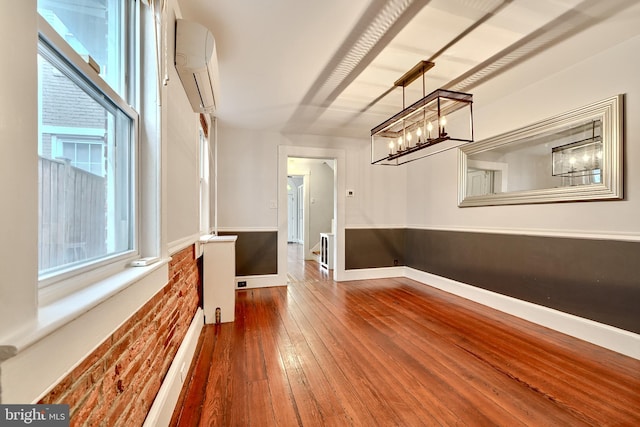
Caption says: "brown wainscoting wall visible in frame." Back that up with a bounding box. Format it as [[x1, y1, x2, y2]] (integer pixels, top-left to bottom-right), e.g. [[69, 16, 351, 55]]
[[219, 231, 278, 276], [345, 228, 640, 334], [345, 228, 406, 269]]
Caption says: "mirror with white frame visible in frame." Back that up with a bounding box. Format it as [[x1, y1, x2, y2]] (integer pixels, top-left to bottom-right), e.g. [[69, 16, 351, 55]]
[[458, 95, 623, 207]]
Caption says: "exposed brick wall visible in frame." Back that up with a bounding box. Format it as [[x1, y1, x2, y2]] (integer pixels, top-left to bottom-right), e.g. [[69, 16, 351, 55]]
[[39, 245, 200, 426]]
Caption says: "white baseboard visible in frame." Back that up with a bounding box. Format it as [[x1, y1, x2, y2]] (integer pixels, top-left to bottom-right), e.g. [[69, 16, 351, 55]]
[[405, 268, 640, 360], [144, 308, 204, 427], [236, 274, 283, 289], [340, 266, 405, 282]]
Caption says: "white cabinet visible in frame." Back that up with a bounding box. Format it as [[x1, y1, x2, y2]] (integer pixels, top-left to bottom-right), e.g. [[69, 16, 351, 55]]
[[320, 233, 334, 270], [200, 235, 237, 324]]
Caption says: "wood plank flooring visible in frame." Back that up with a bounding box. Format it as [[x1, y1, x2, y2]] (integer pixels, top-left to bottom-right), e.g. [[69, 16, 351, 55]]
[[171, 244, 640, 426]]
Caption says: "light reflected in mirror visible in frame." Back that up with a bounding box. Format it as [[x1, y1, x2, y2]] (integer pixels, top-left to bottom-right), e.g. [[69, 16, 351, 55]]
[[458, 95, 622, 207], [551, 121, 602, 186]]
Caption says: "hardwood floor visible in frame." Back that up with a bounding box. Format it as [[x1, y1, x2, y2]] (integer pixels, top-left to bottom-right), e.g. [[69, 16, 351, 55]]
[[171, 244, 640, 426]]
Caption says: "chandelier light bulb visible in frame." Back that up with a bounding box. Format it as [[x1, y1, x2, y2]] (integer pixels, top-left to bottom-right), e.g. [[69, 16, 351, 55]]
[[388, 141, 394, 155], [427, 121, 433, 139], [439, 115, 447, 137], [398, 137, 403, 150]]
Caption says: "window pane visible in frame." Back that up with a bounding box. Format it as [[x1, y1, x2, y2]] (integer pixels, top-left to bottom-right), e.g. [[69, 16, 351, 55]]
[[38, 0, 125, 96], [90, 144, 102, 160], [38, 42, 134, 278], [76, 144, 89, 162], [62, 142, 75, 160]]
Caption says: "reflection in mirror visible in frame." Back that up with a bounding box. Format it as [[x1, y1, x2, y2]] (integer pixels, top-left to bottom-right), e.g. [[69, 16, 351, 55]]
[[458, 95, 622, 207], [465, 119, 602, 196], [551, 120, 602, 186]]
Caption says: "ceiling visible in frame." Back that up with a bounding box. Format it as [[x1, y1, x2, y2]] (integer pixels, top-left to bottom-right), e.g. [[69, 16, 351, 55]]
[[177, 0, 640, 139]]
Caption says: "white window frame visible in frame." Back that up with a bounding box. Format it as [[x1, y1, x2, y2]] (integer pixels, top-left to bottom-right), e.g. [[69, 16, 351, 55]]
[[199, 127, 211, 234], [37, 7, 140, 300]]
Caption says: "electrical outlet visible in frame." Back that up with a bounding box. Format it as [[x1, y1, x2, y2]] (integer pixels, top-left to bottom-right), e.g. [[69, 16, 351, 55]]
[[238, 281, 247, 288]]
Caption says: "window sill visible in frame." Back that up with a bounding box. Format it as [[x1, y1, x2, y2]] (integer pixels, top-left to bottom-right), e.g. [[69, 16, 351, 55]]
[[2, 258, 169, 359], [0, 258, 170, 403]]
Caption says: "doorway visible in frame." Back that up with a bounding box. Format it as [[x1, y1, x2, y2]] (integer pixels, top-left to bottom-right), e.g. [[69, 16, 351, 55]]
[[278, 146, 345, 284], [287, 158, 335, 268]]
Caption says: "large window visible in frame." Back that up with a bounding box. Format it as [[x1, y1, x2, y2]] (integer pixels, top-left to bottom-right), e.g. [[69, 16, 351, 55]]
[[37, 0, 137, 285]]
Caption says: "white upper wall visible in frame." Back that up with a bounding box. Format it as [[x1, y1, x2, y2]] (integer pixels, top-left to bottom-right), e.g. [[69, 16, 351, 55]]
[[308, 161, 334, 248], [407, 23, 640, 238], [165, 6, 203, 250], [216, 126, 281, 229], [215, 126, 407, 230]]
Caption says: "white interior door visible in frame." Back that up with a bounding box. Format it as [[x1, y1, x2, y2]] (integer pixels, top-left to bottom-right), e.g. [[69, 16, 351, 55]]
[[287, 192, 296, 242], [297, 185, 304, 243], [467, 169, 494, 196]]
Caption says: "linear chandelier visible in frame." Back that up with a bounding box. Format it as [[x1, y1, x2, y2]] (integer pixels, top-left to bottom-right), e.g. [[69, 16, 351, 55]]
[[371, 61, 474, 165]]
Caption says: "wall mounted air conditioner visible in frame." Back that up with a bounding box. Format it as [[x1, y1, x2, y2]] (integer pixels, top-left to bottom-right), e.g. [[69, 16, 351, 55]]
[[175, 18, 220, 113]]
